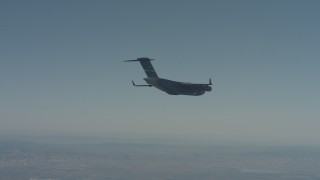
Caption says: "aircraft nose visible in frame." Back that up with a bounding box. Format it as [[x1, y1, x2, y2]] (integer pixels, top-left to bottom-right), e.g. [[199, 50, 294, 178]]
[[204, 86, 212, 91]]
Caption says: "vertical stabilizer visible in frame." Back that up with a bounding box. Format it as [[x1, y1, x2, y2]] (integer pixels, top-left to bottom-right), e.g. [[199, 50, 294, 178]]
[[124, 57, 159, 78]]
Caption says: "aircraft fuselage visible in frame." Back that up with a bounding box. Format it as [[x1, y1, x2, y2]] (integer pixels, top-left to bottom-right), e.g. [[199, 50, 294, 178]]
[[144, 77, 212, 96], [124, 57, 212, 96]]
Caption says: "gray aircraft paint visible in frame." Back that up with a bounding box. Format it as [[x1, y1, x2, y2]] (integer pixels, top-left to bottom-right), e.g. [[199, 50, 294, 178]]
[[124, 57, 212, 96]]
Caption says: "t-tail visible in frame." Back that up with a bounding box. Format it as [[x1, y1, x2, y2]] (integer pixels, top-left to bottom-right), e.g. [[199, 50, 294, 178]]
[[124, 57, 158, 78]]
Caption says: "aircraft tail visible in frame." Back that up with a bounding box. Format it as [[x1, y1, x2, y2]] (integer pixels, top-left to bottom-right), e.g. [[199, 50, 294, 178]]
[[124, 57, 159, 78]]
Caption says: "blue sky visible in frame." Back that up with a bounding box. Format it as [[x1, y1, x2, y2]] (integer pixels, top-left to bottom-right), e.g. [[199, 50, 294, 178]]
[[1, 0, 320, 145]]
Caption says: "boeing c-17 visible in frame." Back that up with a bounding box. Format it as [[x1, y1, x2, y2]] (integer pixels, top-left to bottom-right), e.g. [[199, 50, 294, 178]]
[[124, 57, 212, 96]]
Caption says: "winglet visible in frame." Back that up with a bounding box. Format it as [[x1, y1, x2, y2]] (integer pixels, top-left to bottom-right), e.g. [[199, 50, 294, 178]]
[[131, 80, 152, 87], [209, 78, 212, 85]]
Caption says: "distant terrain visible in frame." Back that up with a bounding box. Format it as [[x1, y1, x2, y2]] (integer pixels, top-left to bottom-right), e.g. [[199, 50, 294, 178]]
[[0, 135, 319, 180]]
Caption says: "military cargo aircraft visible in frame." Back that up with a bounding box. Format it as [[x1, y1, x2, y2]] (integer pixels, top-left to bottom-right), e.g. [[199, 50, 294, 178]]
[[124, 57, 212, 96]]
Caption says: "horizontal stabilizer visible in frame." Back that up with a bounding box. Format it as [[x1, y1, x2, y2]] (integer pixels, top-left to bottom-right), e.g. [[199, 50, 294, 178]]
[[124, 59, 155, 62], [124, 57, 158, 78]]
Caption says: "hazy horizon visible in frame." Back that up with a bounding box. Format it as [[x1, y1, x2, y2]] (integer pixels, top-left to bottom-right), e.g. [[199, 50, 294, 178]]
[[1, 135, 320, 180]]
